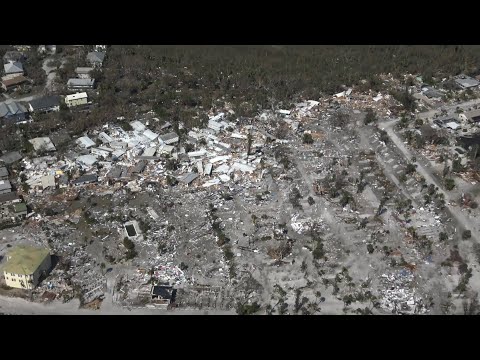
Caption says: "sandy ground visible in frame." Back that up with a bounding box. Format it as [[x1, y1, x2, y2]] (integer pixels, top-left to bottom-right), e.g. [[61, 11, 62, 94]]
[[0, 294, 235, 315]]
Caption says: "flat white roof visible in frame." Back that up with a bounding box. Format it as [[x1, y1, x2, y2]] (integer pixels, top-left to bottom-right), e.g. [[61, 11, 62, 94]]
[[445, 122, 461, 130], [65, 92, 88, 101]]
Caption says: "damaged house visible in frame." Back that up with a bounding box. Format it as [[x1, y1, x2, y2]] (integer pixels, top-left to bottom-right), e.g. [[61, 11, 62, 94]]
[[0, 180, 12, 194], [86, 51, 105, 68], [72, 174, 98, 186], [0, 166, 9, 180], [29, 137, 56, 152], [2, 75, 29, 92], [159, 132, 179, 145], [75, 67, 94, 79]]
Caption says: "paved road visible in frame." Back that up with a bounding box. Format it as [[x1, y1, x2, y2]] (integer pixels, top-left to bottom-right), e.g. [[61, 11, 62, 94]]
[[1, 56, 65, 105], [418, 98, 480, 120], [379, 119, 479, 242]]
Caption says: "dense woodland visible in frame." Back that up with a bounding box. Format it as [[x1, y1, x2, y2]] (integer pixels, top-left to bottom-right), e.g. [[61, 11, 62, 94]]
[[3, 45, 480, 153], [96, 45, 480, 116]]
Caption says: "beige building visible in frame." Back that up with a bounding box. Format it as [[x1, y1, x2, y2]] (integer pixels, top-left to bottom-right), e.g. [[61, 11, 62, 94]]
[[2, 246, 51, 289], [64, 92, 88, 108]]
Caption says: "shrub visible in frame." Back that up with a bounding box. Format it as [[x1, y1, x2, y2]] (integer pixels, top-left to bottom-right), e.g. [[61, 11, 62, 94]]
[[439, 232, 448, 241], [166, 175, 178, 186], [125, 249, 138, 260], [379, 129, 389, 143], [444, 178, 455, 191], [405, 163, 416, 174], [364, 108, 377, 125], [123, 237, 135, 250], [303, 133, 314, 144], [224, 246, 234, 261], [367, 244, 374, 254], [165, 158, 179, 171], [236, 302, 261, 315], [462, 230, 472, 240], [312, 241, 325, 260]]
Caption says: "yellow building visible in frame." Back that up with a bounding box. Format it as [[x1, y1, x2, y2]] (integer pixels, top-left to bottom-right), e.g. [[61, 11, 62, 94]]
[[2, 246, 51, 290]]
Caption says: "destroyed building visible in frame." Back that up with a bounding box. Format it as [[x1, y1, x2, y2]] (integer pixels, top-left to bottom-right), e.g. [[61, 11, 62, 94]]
[[29, 137, 56, 153], [0, 180, 12, 194], [72, 174, 98, 186]]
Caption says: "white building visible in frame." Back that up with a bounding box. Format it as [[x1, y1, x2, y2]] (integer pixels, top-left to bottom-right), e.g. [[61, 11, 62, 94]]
[[65, 92, 88, 108]]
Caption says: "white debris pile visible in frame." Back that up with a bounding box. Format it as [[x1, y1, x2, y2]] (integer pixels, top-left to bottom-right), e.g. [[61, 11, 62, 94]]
[[290, 214, 318, 234], [378, 270, 428, 314], [153, 264, 186, 285]]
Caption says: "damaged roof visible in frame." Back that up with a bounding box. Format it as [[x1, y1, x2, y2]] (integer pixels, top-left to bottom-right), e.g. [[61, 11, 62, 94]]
[[130, 160, 147, 174], [76, 154, 98, 166], [179, 172, 199, 184], [2, 75, 28, 88], [73, 174, 98, 185], [107, 166, 123, 179], [14, 202, 27, 213], [0, 166, 8, 178], [0, 151, 22, 164], [0, 192, 20, 204], [29, 137, 56, 152], [87, 51, 105, 64], [159, 132, 179, 143], [2, 246, 50, 275], [76, 136, 96, 148]]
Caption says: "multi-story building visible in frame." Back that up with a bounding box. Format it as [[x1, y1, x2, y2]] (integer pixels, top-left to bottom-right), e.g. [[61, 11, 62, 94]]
[[2, 246, 51, 290], [64, 92, 88, 108]]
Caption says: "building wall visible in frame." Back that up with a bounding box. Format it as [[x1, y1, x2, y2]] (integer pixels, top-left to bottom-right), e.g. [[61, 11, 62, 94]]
[[3, 254, 51, 290], [89, 61, 103, 68], [67, 84, 94, 90], [65, 97, 88, 107], [2, 83, 25, 92], [2, 72, 24, 81], [29, 105, 60, 113], [15, 210, 27, 218], [1, 113, 26, 124]]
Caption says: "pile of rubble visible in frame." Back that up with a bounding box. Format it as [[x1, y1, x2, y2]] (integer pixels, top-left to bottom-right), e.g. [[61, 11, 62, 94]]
[[378, 270, 427, 314]]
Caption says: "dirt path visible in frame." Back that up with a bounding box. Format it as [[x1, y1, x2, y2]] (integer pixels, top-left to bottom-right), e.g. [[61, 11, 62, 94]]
[[417, 98, 480, 120]]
